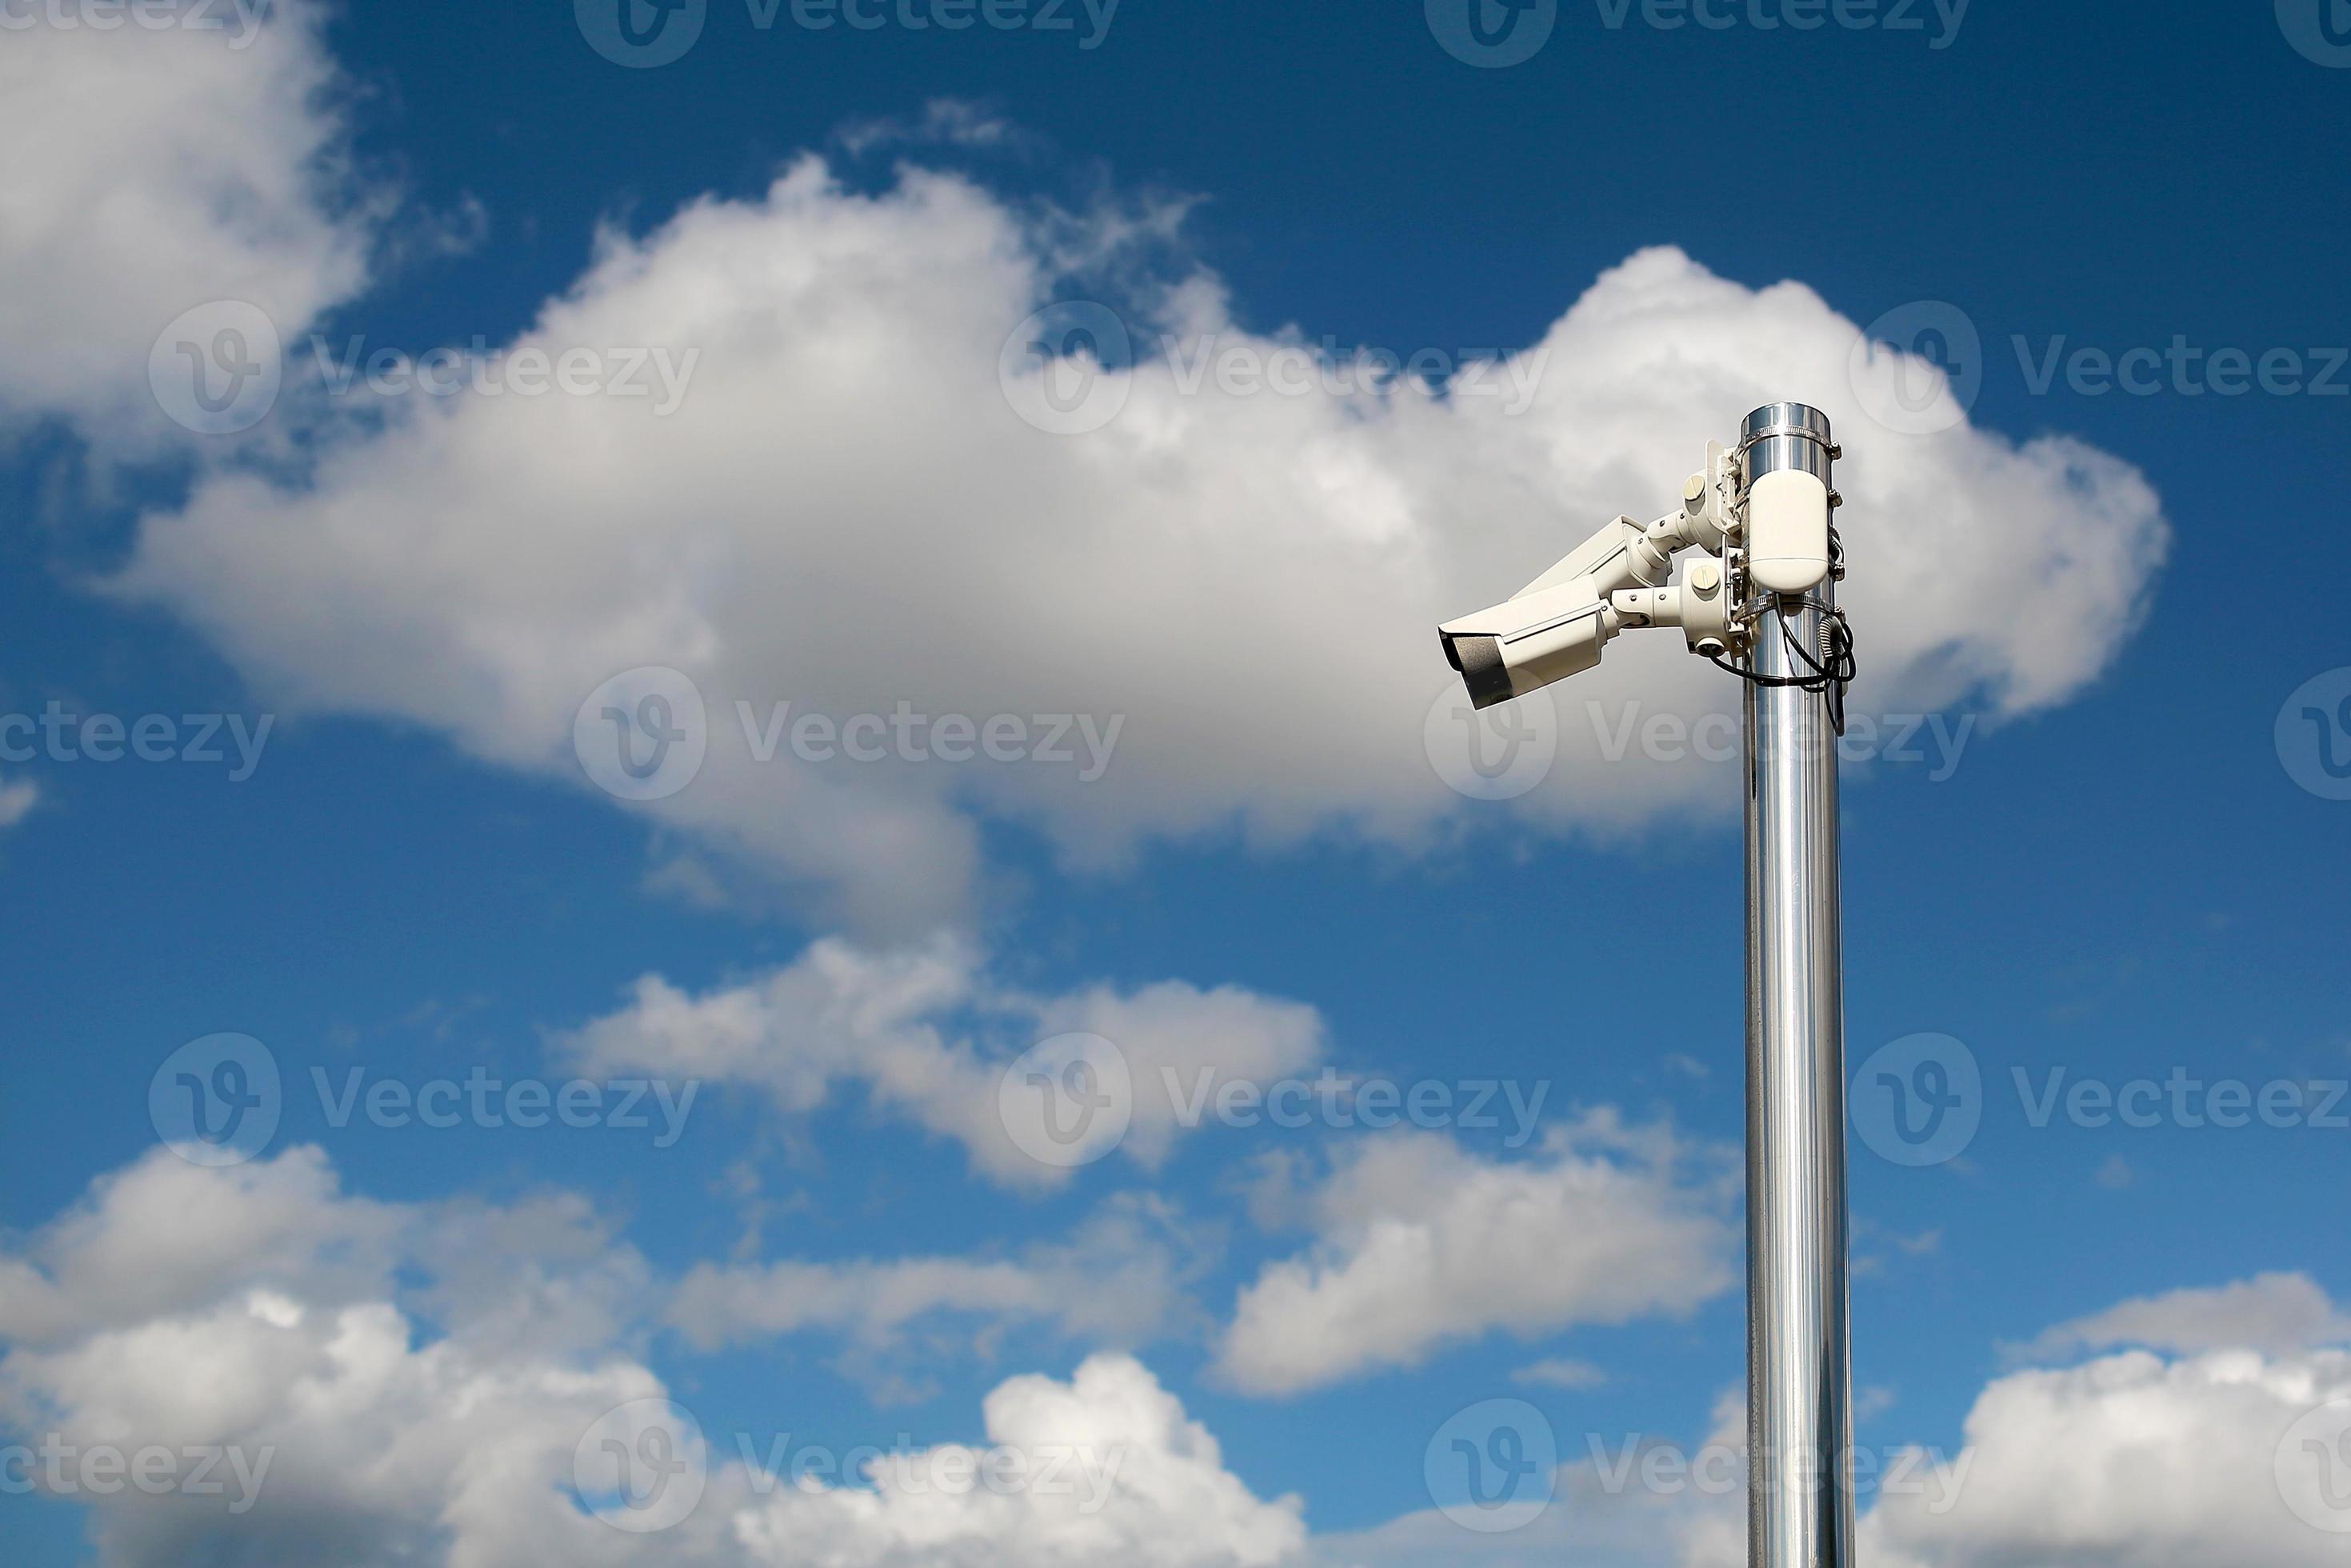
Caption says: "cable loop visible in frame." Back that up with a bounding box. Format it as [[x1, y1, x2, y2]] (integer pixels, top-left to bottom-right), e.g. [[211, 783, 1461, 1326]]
[[1710, 534, 1858, 734]]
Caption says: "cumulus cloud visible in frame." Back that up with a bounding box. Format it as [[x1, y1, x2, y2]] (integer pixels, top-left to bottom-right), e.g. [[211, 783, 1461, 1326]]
[[6, 1160, 2342, 1567], [730, 1354, 1309, 1567], [1864, 1343, 2351, 1568], [103, 147, 2167, 930], [1214, 1116, 1735, 1395], [0, 0, 374, 442], [1310, 1391, 1738, 1568], [666, 1193, 1205, 1358], [1324, 1282, 2351, 1568], [0, 1148, 662, 1565], [558, 936, 1326, 1190], [0, 1148, 1307, 1567], [0, 1144, 407, 1346], [2013, 1271, 2351, 1362]]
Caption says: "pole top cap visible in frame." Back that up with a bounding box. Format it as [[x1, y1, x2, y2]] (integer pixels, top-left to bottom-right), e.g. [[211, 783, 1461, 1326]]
[[1741, 402, 1833, 450]]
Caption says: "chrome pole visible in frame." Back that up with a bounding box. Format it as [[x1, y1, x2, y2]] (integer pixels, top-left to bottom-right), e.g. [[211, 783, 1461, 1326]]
[[1741, 403, 1855, 1568]]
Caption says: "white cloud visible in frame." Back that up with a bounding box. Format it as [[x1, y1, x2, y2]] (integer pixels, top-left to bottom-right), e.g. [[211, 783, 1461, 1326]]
[[2016, 1271, 2351, 1362], [836, 98, 1023, 158], [1864, 1344, 2351, 1568], [1324, 1278, 2351, 1568], [0, 1148, 1308, 1567], [558, 936, 1326, 1190], [1707, 1320, 2351, 1568], [1214, 1116, 1735, 1395], [0, 777, 38, 830], [666, 1194, 1203, 1356], [1312, 1489, 1688, 1568], [0, 1148, 666, 1565], [0, 0, 374, 442], [731, 1354, 1309, 1567], [0, 1144, 406, 1346], [1512, 1358, 1608, 1391], [4, 1146, 2342, 1568], [1310, 1393, 1736, 1568], [106, 150, 2168, 930]]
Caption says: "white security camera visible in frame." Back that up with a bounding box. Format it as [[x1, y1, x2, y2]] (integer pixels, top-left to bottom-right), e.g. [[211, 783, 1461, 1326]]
[[1438, 414, 1845, 712], [1439, 574, 1622, 711], [1437, 437, 1755, 710]]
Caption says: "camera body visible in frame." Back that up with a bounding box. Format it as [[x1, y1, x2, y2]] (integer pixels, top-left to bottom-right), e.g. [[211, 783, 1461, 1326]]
[[1437, 410, 1837, 710]]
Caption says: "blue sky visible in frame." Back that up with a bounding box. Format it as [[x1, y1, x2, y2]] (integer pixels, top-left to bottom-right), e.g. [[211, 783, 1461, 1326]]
[[1, 2, 2349, 1564]]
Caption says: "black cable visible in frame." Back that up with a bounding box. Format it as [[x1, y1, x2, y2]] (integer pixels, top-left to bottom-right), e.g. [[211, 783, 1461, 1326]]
[[1788, 606, 1857, 735], [1708, 611, 1856, 735], [1709, 535, 1859, 734]]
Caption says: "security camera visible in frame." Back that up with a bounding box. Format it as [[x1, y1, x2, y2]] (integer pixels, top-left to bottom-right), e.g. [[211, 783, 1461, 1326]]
[[1436, 441, 1746, 710], [1436, 408, 1845, 714], [1439, 578, 1622, 711]]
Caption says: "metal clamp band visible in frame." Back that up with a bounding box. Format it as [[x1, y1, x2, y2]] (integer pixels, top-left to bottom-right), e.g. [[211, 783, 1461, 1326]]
[[1737, 424, 1842, 462]]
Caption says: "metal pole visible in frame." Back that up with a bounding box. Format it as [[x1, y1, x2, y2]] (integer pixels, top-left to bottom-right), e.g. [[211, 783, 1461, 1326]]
[[1741, 403, 1855, 1568]]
